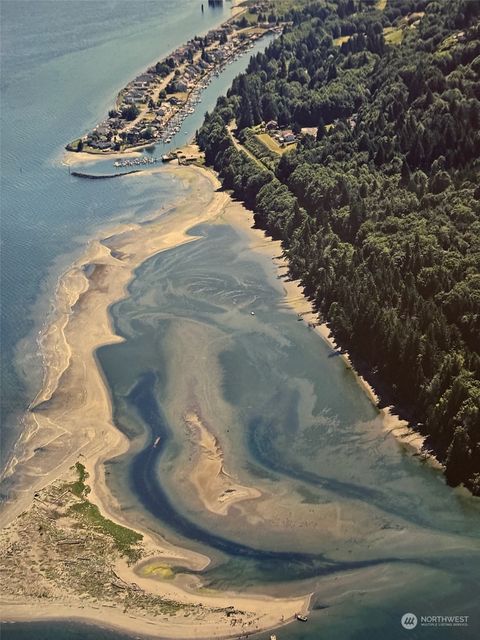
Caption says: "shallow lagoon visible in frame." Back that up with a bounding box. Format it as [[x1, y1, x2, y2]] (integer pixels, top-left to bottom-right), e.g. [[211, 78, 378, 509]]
[[93, 216, 480, 638], [2, 1, 480, 639]]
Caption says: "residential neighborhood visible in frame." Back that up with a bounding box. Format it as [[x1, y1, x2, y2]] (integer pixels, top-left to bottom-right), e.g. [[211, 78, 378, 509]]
[[67, 16, 283, 154]]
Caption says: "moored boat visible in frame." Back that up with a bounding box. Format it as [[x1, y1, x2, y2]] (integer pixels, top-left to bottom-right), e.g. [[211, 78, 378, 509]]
[[295, 613, 308, 622]]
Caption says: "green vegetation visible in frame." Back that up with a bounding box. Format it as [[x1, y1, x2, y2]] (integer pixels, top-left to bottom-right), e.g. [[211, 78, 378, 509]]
[[333, 34, 351, 46], [0, 480, 199, 616], [241, 128, 279, 169], [383, 25, 403, 44], [68, 501, 143, 561], [198, 0, 480, 493], [66, 463, 143, 561], [121, 104, 140, 121], [66, 138, 84, 152], [257, 132, 296, 155], [68, 461, 90, 497]]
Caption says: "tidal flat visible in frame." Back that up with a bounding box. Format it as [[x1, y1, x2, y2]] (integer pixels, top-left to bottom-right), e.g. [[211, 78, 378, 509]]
[[1, 162, 480, 639]]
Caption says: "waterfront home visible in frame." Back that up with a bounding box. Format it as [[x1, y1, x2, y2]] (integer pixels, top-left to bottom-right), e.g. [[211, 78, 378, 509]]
[[95, 125, 111, 136], [107, 117, 122, 129], [259, 21, 277, 29], [171, 80, 188, 92], [135, 73, 155, 85], [184, 67, 196, 80], [90, 140, 112, 150], [124, 90, 145, 104]]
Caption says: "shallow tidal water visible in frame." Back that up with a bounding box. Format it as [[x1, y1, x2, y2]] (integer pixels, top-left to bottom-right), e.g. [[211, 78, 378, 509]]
[[1, 2, 480, 640], [0, 0, 249, 468], [93, 217, 480, 639], [5, 216, 480, 639]]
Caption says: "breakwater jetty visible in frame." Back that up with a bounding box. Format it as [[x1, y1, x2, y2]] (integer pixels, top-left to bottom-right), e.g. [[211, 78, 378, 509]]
[[71, 169, 142, 180]]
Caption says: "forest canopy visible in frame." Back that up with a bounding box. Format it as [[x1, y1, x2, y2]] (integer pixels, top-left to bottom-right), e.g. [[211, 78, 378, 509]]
[[198, 0, 480, 493]]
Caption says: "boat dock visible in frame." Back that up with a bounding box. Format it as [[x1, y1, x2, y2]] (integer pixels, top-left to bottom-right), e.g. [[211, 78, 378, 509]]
[[113, 156, 161, 168]]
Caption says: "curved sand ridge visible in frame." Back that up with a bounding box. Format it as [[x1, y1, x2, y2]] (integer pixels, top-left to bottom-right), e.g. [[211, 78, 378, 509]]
[[184, 411, 262, 516], [0, 164, 311, 638]]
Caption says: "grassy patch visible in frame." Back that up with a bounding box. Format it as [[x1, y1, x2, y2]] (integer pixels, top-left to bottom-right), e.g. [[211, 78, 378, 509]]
[[66, 139, 84, 152], [376, 0, 387, 10], [236, 26, 265, 38], [242, 129, 279, 169], [437, 32, 461, 52], [384, 26, 403, 45], [68, 462, 90, 497], [66, 461, 142, 562], [257, 133, 296, 156], [68, 501, 143, 561], [242, 10, 259, 25], [333, 35, 351, 47], [254, 0, 311, 17]]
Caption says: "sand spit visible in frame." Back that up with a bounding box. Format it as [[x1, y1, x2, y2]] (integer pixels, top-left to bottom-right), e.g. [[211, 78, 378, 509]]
[[0, 467, 309, 639], [0, 164, 311, 637], [184, 411, 261, 516]]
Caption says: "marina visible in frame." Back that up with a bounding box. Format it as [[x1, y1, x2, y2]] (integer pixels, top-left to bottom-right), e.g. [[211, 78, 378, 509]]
[[109, 41, 261, 155], [67, 12, 281, 156]]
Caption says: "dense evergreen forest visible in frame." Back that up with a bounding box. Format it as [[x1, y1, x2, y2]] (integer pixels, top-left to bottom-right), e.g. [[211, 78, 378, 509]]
[[197, 0, 480, 493]]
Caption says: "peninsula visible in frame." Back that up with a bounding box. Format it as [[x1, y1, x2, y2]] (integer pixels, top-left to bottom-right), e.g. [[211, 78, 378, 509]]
[[66, 3, 283, 155]]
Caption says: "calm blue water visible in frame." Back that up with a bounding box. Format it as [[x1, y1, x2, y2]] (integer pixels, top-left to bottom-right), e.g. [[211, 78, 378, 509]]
[[0, 0, 258, 462], [0, 621, 138, 640]]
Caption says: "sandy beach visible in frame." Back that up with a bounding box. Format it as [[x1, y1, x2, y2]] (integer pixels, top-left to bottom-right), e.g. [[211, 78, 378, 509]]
[[0, 164, 312, 638], [0, 158, 440, 637]]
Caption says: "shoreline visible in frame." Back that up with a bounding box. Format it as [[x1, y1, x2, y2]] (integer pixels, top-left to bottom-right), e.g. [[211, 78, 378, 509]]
[[0, 163, 312, 638], [1, 164, 443, 637], [218, 187, 443, 472], [65, 0, 255, 157]]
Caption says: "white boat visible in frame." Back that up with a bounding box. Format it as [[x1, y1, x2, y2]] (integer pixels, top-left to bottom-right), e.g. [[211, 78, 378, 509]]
[[295, 613, 308, 622]]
